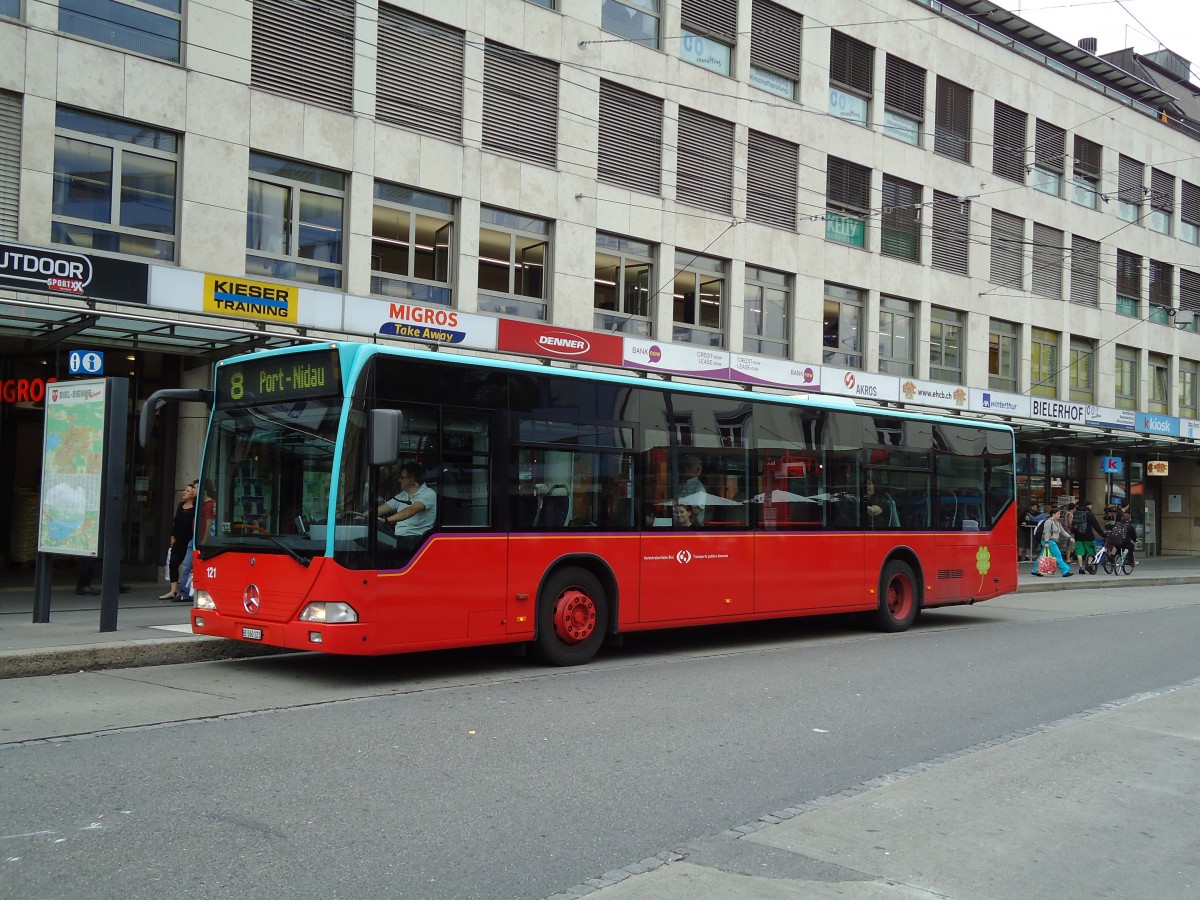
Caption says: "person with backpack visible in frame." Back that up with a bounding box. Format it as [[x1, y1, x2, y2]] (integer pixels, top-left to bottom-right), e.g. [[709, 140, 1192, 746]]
[[1107, 513, 1138, 567], [1072, 499, 1106, 574], [1031, 507, 1073, 577]]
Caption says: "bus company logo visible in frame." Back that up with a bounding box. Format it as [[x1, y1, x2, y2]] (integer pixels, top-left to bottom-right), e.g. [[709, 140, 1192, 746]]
[[536, 332, 591, 356], [676, 549, 692, 565], [243, 583, 262, 615], [0, 243, 92, 294]]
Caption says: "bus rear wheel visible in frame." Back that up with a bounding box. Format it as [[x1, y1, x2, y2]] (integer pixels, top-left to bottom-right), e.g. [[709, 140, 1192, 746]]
[[876, 560, 919, 632], [534, 568, 608, 666]]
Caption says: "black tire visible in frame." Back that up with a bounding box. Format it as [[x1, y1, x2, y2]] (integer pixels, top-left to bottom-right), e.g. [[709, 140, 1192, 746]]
[[1101, 549, 1115, 575], [534, 567, 608, 666], [1119, 552, 1134, 576], [875, 560, 919, 632], [1084, 551, 1098, 575]]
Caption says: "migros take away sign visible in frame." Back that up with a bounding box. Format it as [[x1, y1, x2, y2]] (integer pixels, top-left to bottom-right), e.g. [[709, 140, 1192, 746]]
[[203, 274, 298, 324]]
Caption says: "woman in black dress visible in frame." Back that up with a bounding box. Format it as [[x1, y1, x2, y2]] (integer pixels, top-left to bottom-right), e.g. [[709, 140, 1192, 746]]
[[161, 481, 196, 600]]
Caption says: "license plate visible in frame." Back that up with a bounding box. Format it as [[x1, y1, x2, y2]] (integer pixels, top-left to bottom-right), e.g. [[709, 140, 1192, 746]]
[[241, 627, 263, 641]]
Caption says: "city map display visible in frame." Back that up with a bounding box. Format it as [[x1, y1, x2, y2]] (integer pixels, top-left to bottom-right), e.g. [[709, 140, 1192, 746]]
[[38, 379, 107, 556]]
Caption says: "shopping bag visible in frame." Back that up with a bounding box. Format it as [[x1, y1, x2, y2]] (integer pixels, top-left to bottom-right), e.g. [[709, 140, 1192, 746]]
[[164, 546, 172, 583], [1036, 544, 1057, 575]]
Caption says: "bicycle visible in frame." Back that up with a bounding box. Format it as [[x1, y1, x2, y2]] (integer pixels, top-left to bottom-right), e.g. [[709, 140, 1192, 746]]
[[1101, 543, 1134, 576], [1083, 539, 1106, 575]]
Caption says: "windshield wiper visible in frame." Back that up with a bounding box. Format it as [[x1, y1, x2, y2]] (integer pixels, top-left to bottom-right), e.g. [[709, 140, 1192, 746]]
[[259, 534, 312, 567]]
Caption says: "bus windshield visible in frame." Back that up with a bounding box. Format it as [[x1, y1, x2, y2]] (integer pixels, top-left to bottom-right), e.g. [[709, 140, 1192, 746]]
[[197, 398, 341, 559]]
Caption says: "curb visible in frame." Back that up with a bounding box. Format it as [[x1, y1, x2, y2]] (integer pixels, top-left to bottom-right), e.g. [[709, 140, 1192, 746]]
[[0, 635, 295, 680], [1015, 573, 1199, 594]]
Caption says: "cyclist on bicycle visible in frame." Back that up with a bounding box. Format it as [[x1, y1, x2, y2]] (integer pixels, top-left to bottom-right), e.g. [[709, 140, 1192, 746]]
[[1107, 513, 1137, 567], [1073, 499, 1106, 575]]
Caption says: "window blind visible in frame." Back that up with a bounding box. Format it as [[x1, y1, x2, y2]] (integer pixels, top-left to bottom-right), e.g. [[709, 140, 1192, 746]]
[[935, 77, 971, 162], [747, 129, 798, 230], [989, 210, 1024, 288], [750, 0, 801, 80], [826, 157, 871, 212], [884, 55, 924, 119], [598, 81, 663, 195], [0, 90, 18, 239], [676, 106, 734, 214], [992, 102, 1027, 182], [1069, 235, 1100, 306], [931, 191, 969, 274], [483, 41, 559, 169], [252, 0, 354, 112], [1034, 120, 1065, 173], [377, 7, 464, 143], [1031, 223, 1064, 299], [830, 31, 873, 94], [682, 0, 737, 43]]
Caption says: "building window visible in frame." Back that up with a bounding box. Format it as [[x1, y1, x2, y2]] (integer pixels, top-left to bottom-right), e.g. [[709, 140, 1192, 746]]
[[881, 175, 921, 262], [1149, 260, 1174, 325], [1114, 345, 1138, 410], [1148, 169, 1174, 235], [1117, 155, 1144, 223], [52, 107, 178, 261], [1181, 181, 1200, 245], [59, 0, 181, 64], [747, 130, 798, 230], [989, 210, 1024, 289], [1181, 269, 1200, 334], [929, 307, 962, 383], [828, 31, 873, 125], [1069, 337, 1094, 404], [992, 101, 1027, 184], [0, 90, 19, 240], [989, 319, 1018, 392], [823, 283, 863, 367], [483, 42, 559, 168], [603, 0, 659, 49], [1116, 249, 1141, 317], [1031, 223, 1064, 300], [676, 107, 734, 214], [1, 0, 18, 18], [525, 0, 555, 7], [931, 192, 968, 275], [883, 54, 924, 144], [371, 183, 454, 306], [1072, 136, 1102, 209], [1030, 328, 1058, 398], [878, 296, 915, 376], [825, 157, 870, 248], [1032, 120, 1065, 197], [673, 251, 725, 347], [750, 0, 801, 100], [246, 154, 344, 287], [598, 81, 662, 196], [1149, 353, 1169, 414], [679, 0, 736, 76], [934, 77, 971, 163], [743, 265, 790, 358], [252, 0, 353, 112], [1070, 235, 1100, 307], [1179, 359, 1198, 419], [378, 7, 464, 144], [478, 207, 550, 320], [594, 233, 654, 335]]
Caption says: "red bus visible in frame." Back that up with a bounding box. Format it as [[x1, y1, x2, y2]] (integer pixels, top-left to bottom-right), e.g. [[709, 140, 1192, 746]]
[[149, 341, 1017, 665]]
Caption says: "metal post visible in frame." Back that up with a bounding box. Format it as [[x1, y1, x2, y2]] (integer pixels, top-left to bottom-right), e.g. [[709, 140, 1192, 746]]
[[32, 552, 52, 623], [99, 377, 128, 632]]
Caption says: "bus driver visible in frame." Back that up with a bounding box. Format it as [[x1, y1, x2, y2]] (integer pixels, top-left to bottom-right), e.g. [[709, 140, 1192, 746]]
[[374, 462, 437, 545]]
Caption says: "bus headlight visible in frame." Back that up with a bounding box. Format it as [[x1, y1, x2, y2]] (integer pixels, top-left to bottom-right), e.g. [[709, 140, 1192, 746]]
[[299, 602, 359, 624], [194, 590, 216, 610]]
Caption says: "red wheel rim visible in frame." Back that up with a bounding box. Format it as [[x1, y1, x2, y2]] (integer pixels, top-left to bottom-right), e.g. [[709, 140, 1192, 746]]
[[552, 589, 596, 644], [886, 574, 913, 621]]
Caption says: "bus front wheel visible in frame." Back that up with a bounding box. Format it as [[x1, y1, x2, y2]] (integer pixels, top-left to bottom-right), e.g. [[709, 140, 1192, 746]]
[[876, 560, 919, 632], [534, 568, 608, 666]]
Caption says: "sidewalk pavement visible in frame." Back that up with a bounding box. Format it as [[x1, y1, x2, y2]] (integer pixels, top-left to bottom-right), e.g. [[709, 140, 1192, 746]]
[[3, 555, 1200, 680]]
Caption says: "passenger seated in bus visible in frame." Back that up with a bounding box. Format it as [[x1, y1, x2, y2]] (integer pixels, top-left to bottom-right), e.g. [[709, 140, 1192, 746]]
[[678, 455, 706, 525], [373, 461, 437, 547], [863, 474, 900, 528], [673, 503, 702, 529]]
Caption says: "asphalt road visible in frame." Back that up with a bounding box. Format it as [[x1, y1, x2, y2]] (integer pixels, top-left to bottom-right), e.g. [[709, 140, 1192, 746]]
[[2, 583, 1198, 899]]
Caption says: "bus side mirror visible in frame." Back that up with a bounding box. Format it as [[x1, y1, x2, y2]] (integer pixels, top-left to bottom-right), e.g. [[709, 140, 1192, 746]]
[[370, 409, 403, 467]]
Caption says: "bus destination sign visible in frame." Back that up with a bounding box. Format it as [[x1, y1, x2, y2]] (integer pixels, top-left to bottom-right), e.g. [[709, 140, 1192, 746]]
[[216, 349, 341, 408]]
